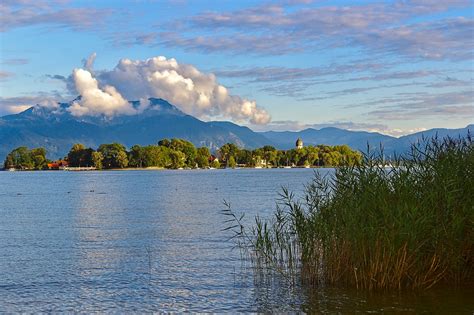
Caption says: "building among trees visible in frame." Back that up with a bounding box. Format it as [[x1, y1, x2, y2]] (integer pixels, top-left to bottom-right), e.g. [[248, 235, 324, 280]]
[[3, 138, 362, 170], [296, 137, 303, 149]]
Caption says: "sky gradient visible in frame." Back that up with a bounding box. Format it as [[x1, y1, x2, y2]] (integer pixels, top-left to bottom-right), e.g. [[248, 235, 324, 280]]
[[0, 0, 473, 136]]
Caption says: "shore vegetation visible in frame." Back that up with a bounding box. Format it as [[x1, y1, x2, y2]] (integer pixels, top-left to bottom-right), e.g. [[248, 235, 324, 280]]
[[3, 139, 361, 170], [223, 135, 473, 290]]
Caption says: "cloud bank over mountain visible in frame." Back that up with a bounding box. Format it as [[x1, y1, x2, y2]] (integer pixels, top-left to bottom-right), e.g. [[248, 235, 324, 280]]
[[69, 55, 270, 124], [69, 68, 133, 117]]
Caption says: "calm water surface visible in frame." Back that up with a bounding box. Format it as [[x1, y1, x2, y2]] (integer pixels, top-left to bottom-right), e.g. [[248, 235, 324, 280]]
[[0, 169, 472, 312]]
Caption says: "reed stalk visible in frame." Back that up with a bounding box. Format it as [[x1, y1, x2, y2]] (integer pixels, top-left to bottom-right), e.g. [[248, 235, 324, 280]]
[[223, 135, 474, 290]]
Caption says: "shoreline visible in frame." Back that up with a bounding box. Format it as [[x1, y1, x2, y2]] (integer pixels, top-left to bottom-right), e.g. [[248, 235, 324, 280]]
[[2, 166, 336, 172]]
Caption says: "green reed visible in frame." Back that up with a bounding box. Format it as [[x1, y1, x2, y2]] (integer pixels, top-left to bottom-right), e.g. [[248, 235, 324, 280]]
[[223, 135, 474, 290]]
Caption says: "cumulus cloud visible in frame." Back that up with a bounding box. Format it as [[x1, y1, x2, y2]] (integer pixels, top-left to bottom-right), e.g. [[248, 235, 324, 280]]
[[69, 68, 134, 117], [95, 56, 270, 124], [66, 56, 270, 124]]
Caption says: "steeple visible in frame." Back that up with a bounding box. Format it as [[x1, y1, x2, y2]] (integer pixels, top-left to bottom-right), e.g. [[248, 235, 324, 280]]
[[296, 137, 303, 149]]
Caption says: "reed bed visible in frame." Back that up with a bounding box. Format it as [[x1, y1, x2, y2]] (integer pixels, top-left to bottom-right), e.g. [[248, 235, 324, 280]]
[[223, 135, 474, 290]]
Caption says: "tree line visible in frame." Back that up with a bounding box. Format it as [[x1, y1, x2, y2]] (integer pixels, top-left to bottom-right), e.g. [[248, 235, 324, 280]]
[[3, 139, 362, 170]]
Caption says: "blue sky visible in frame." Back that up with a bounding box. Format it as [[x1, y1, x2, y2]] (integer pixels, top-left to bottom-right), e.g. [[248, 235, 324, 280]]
[[0, 0, 473, 136]]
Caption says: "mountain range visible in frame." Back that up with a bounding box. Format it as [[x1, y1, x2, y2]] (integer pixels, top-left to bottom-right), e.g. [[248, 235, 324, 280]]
[[0, 97, 472, 161]]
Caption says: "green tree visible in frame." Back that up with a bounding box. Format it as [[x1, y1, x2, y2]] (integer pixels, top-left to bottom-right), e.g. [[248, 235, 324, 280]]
[[160, 138, 197, 168], [98, 143, 129, 169], [67, 143, 93, 167], [211, 159, 220, 169], [237, 149, 254, 166], [128, 145, 146, 168], [321, 150, 342, 166], [91, 151, 103, 169], [335, 145, 362, 166], [252, 148, 264, 167], [141, 145, 172, 167], [3, 154, 14, 169], [168, 149, 186, 169], [116, 151, 129, 168], [228, 156, 236, 168], [219, 143, 240, 167], [262, 145, 277, 167], [288, 149, 304, 166], [30, 147, 48, 169], [158, 138, 171, 147], [4, 147, 34, 170], [196, 147, 210, 168], [305, 146, 320, 166], [170, 139, 196, 167]]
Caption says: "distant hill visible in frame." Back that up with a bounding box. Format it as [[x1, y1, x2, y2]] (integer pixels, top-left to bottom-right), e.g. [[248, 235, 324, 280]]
[[0, 97, 472, 161], [207, 121, 275, 148], [261, 127, 394, 151], [384, 125, 474, 154], [0, 98, 271, 160], [261, 125, 473, 156]]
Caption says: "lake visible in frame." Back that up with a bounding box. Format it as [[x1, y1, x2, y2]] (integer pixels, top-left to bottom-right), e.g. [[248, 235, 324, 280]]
[[0, 169, 472, 312]]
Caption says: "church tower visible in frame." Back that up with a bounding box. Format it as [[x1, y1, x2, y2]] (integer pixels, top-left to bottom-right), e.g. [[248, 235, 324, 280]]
[[296, 137, 303, 149]]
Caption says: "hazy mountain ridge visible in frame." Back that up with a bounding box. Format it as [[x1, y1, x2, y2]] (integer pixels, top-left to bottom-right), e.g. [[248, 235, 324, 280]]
[[261, 125, 473, 155], [0, 98, 472, 161], [261, 127, 394, 150], [0, 98, 270, 160]]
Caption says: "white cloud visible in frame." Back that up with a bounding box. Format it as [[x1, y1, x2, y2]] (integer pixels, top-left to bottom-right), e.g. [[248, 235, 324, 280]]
[[0, 95, 63, 116], [83, 52, 96, 71], [4, 105, 31, 114], [98, 56, 271, 124], [69, 68, 134, 117]]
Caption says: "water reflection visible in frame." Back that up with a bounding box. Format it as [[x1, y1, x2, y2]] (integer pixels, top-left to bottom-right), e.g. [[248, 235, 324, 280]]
[[246, 266, 474, 313], [1, 169, 471, 312]]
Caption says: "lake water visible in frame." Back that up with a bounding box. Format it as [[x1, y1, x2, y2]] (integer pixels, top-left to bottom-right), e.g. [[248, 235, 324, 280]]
[[1, 169, 472, 313]]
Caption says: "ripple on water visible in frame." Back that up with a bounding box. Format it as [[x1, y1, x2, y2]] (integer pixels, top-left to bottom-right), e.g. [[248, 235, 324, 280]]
[[0, 169, 472, 312]]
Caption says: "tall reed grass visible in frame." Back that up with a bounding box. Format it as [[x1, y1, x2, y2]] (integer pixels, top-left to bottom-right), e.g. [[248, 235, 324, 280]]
[[223, 135, 473, 290]]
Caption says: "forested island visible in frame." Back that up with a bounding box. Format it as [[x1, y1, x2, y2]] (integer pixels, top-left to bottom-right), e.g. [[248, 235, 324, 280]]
[[3, 138, 361, 170]]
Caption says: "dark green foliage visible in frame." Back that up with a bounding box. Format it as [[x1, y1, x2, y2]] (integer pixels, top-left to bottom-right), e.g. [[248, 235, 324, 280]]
[[169, 150, 186, 169], [91, 151, 103, 169], [228, 156, 236, 168], [196, 147, 211, 168], [225, 135, 474, 290], [219, 143, 240, 167], [159, 138, 197, 168], [128, 145, 146, 168], [67, 143, 94, 167], [4, 146, 48, 170], [98, 143, 129, 169], [30, 147, 48, 170], [218, 142, 361, 168], [237, 149, 255, 166], [211, 159, 220, 168], [4, 138, 362, 170], [129, 145, 171, 168]]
